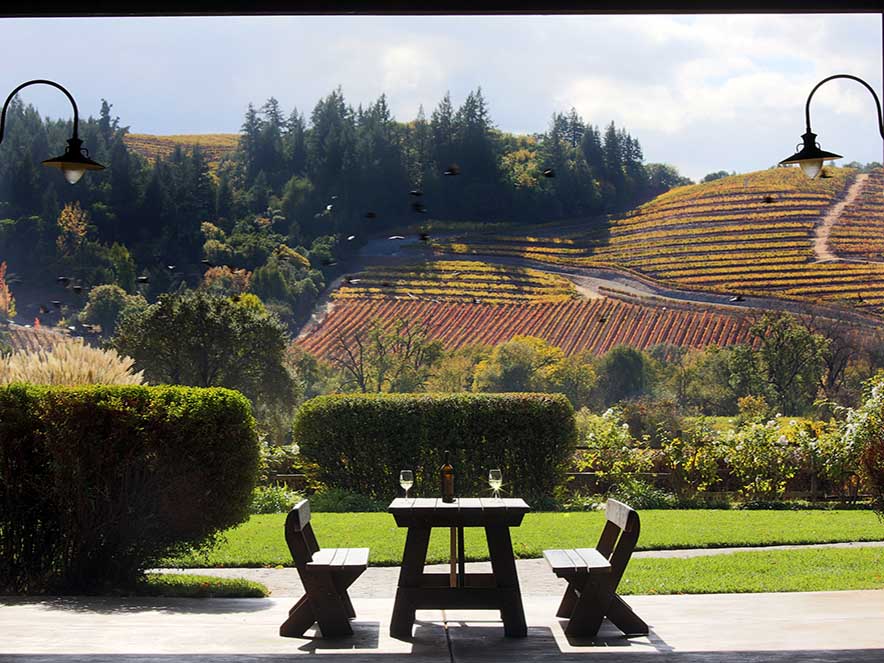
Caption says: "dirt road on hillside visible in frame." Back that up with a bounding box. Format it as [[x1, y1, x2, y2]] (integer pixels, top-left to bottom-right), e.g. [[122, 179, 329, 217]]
[[814, 173, 868, 262], [319, 236, 883, 333]]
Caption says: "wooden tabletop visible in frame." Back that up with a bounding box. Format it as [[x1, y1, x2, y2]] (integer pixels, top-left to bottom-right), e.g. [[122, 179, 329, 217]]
[[388, 497, 530, 528]]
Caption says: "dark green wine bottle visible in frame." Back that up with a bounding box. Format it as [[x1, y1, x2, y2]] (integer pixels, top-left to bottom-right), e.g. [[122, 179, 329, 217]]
[[441, 450, 455, 503]]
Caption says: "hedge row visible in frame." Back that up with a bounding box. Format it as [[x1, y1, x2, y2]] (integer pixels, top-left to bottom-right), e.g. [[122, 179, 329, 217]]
[[294, 393, 577, 504], [0, 384, 259, 594]]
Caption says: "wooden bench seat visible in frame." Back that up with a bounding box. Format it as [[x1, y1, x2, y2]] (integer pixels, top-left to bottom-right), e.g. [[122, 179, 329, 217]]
[[544, 548, 612, 577], [279, 500, 369, 639], [309, 547, 370, 569], [544, 499, 648, 638]]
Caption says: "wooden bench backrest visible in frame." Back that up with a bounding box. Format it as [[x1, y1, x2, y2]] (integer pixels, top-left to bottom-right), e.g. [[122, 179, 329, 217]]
[[596, 499, 641, 586], [284, 499, 321, 568]]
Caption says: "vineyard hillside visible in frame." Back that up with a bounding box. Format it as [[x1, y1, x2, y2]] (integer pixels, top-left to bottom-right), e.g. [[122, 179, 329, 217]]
[[435, 167, 884, 316], [123, 133, 239, 169], [333, 260, 578, 304], [297, 297, 753, 359], [829, 168, 884, 261]]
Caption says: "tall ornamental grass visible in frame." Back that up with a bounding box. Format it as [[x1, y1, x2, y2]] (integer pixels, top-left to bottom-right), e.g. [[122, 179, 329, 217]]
[[0, 339, 144, 385]]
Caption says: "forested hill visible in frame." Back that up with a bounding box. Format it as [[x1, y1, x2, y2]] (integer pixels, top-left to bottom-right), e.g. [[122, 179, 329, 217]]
[[0, 88, 690, 330]]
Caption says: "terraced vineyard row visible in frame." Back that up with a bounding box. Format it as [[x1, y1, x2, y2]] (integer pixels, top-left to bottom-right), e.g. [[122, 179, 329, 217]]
[[123, 133, 239, 169], [435, 167, 884, 316], [829, 169, 884, 261], [297, 298, 753, 359], [6, 325, 66, 353], [333, 260, 578, 304]]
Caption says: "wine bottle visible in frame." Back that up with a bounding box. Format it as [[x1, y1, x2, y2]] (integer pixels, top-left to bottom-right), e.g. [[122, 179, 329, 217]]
[[441, 450, 455, 503]]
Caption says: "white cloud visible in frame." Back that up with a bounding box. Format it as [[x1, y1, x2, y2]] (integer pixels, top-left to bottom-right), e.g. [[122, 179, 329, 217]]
[[0, 13, 879, 180]]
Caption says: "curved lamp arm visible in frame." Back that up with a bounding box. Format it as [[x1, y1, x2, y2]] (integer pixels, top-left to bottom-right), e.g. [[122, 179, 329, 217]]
[[803, 74, 884, 140], [0, 79, 80, 145], [781, 73, 883, 178], [0, 79, 103, 184]]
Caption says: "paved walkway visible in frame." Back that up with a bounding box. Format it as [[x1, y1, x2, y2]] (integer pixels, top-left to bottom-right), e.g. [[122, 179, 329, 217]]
[[2, 591, 884, 661], [5, 544, 884, 661]]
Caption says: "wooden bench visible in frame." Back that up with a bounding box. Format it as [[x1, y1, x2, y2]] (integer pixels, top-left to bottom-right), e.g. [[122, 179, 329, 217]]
[[543, 499, 648, 638], [279, 499, 369, 638]]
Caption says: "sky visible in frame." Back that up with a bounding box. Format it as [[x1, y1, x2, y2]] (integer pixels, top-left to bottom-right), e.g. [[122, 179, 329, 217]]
[[0, 14, 881, 181]]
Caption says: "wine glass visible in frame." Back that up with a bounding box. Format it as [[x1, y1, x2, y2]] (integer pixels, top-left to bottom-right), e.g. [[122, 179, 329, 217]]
[[399, 470, 414, 498], [489, 469, 503, 499]]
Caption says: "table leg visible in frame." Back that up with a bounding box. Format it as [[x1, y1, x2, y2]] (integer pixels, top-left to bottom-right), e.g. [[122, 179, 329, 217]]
[[485, 525, 527, 637], [391, 527, 431, 639], [457, 526, 466, 588], [450, 527, 457, 588]]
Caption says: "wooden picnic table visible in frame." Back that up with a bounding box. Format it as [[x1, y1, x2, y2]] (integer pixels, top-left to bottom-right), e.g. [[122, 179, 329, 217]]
[[388, 496, 530, 639]]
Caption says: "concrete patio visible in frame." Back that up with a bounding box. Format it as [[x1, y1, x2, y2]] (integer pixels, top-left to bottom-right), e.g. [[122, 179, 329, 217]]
[[2, 589, 884, 662]]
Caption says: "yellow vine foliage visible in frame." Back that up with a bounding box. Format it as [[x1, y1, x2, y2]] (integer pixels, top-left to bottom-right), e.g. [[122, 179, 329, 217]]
[[0, 339, 145, 386], [56, 202, 89, 255], [333, 260, 577, 304]]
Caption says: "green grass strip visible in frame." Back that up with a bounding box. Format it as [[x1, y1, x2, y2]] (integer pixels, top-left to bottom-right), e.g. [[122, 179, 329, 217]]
[[166, 510, 884, 568], [138, 573, 269, 598], [620, 547, 884, 595]]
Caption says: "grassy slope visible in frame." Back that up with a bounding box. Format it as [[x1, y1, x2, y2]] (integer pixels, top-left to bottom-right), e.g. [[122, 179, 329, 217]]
[[167, 510, 884, 568]]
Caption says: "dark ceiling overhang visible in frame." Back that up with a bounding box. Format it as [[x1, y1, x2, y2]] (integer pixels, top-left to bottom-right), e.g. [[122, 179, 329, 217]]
[[3, 0, 883, 17]]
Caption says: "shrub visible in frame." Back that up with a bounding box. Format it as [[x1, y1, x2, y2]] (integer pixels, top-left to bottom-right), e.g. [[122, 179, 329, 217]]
[[558, 491, 604, 512], [294, 393, 576, 504], [0, 384, 259, 593], [609, 477, 677, 509], [620, 398, 683, 448], [249, 484, 302, 514], [309, 488, 387, 512], [842, 377, 884, 514], [0, 340, 144, 385], [719, 419, 804, 500], [660, 418, 721, 497], [257, 443, 301, 484], [574, 407, 655, 492]]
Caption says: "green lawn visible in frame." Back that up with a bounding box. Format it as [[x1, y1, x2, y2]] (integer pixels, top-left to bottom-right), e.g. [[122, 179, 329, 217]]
[[166, 510, 884, 568], [138, 573, 269, 598], [619, 547, 884, 595]]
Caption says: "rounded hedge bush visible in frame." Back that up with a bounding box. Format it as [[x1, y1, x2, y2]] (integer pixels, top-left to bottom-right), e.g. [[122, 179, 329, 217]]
[[294, 392, 576, 505], [0, 384, 259, 594]]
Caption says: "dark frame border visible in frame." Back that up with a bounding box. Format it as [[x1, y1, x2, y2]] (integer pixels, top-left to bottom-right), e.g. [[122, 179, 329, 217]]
[[3, 0, 883, 18]]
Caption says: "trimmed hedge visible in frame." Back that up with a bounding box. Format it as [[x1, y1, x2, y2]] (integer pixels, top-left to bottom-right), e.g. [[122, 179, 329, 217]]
[[294, 393, 576, 504], [0, 384, 259, 594]]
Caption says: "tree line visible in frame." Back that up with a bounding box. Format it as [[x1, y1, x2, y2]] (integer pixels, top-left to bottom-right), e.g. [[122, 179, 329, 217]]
[[1, 89, 690, 328]]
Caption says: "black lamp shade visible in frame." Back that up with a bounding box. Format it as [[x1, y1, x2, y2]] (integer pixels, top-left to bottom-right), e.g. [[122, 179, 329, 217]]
[[779, 131, 842, 179], [41, 137, 105, 184]]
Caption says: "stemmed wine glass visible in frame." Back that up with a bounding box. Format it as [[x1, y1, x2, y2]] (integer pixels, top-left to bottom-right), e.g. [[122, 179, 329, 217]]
[[489, 468, 503, 500], [399, 470, 414, 498]]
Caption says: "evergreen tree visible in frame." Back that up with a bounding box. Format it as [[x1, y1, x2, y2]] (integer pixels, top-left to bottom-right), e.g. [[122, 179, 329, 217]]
[[239, 103, 263, 185], [603, 122, 627, 209], [284, 107, 307, 175], [430, 92, 457, 174], [564, 108, 585, 148]]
